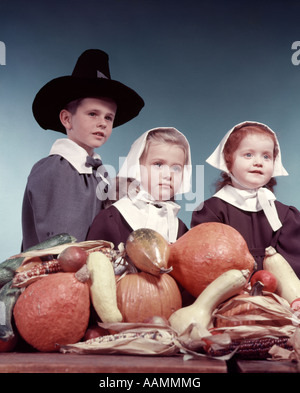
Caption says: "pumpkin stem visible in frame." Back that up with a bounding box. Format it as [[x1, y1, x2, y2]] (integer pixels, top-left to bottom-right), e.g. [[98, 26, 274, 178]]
[[250, 280, 264, 296], [159, 266, 173, 274]]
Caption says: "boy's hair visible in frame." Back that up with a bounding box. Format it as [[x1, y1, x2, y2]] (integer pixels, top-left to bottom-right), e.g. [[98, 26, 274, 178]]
[[64, 96, 117, 115], [140, 127, 190, 165], [215, 125, 278, 192], [64, 98, 85, 114]]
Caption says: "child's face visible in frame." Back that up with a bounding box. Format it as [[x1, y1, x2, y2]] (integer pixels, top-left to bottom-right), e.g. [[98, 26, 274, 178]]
[[139, 142, 185, 201], [60, 97, 117, 155], [230, 133, 275, 189]]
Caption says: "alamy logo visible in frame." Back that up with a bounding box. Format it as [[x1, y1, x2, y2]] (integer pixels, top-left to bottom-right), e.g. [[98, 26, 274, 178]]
[[291, 41, 300, 65], [0, 41, 6, 65]]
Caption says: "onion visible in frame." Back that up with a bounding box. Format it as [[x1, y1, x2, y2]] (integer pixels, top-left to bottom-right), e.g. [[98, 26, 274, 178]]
[[58, 246, 87, 272]]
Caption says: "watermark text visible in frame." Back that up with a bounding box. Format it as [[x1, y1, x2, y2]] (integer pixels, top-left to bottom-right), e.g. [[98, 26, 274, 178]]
[[0, 41, 6, 65]]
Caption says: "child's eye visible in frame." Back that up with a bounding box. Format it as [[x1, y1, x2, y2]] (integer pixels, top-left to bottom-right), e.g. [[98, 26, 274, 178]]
[[89, 112, 97, 117], [244, 153, 253, 158], [171, 165, 183, 173], [263, 154, 272, 160], [105, 115, 114, 122]]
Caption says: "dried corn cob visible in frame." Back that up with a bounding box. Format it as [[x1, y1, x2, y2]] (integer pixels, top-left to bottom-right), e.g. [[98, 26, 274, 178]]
[[60, 328, 179, 355], [206, 336, 293, 360], [86, 330, 171, 343], [12, 260, 62, 288]]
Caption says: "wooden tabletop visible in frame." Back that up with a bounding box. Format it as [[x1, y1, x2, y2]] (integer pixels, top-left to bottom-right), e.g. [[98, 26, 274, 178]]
[[1, 352, 299, 374], [0, 352, 227, 373], [235, 359, 300, 373]]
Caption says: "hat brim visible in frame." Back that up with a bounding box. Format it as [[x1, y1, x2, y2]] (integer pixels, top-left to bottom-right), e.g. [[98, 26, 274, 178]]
[[32, 76, 144, 133]]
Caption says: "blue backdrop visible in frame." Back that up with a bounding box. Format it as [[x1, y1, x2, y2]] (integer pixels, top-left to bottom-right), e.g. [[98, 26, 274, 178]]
[[1, 0, 300, 261]]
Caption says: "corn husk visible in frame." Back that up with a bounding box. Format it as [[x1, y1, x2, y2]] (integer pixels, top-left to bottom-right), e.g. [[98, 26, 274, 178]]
[[9, 240, 115, 266], [59, 320, 236, 359], [266, 327, 300, 367], [60, 321, 181, 356], [212, 291, 298, 340]]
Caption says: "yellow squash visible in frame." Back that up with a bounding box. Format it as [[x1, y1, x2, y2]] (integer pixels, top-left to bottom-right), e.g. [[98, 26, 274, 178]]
[[87, 251, 122, 323]]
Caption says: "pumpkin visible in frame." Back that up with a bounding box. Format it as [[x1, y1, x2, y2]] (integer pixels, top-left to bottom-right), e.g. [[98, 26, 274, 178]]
[[125, 228, 171, 276], [116, 272, 182, 322], [13, 268, 90, 352], [168, 223, 255, 297]]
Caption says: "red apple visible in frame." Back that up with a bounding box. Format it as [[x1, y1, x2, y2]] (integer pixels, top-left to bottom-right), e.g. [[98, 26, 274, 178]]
[[250, 270, 278, 293]]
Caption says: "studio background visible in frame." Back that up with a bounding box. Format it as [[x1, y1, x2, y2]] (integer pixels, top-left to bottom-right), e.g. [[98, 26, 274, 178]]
[[1, 0, 300, 261]]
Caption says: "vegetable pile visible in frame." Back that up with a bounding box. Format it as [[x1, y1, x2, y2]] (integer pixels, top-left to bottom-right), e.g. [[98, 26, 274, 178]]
[[0, 223, 300, 361]]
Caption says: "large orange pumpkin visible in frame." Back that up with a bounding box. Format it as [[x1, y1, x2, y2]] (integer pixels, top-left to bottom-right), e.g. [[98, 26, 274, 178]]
[[168, 223, 255, 297], [13, 272, 90, 352], [116, 272, 182, 322]]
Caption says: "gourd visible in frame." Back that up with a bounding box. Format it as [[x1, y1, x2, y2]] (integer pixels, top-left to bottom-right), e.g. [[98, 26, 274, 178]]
[[125, 228, 171, 276], [168, 269, 250, 335], [87, 251, 123, 323], [116, 271, 182, 322], [13, 267, 90, 352], [168, 223, 255, 297], [263, 246, 300, 304]]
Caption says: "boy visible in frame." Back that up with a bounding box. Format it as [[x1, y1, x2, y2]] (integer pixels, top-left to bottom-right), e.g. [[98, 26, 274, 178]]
[[21, 49, 144, 250]]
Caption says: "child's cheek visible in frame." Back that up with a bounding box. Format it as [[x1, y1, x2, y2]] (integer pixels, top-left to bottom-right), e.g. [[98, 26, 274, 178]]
[[172, 172, 183, 194], [140, 165, 150, 192]]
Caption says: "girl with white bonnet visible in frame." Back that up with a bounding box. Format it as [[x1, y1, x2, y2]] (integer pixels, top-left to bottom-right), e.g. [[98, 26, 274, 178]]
[[87, 127, 192, 247], [191, 121, 300, 277]]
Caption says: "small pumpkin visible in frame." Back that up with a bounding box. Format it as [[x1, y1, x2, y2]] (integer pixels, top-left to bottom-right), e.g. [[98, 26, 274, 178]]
[[116, 272, 182, 322], [125, 228, 171, 276], [13, 267, 90, 352], [168, 223, 255, 297]]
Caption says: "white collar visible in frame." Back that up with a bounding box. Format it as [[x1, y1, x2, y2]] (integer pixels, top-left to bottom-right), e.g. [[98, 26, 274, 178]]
[[214, 185, 282, 231], [49, 138, 101, 174], [113, 188, 180, 243]]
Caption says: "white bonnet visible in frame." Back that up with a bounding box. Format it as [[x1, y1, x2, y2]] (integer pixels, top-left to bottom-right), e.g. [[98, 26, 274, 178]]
[[206, 121, 288, 177], [117, 127, 192, 194]]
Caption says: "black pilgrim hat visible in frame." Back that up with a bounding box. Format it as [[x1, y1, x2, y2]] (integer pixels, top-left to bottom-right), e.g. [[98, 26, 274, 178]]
[[32, 49, 144, 133]]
